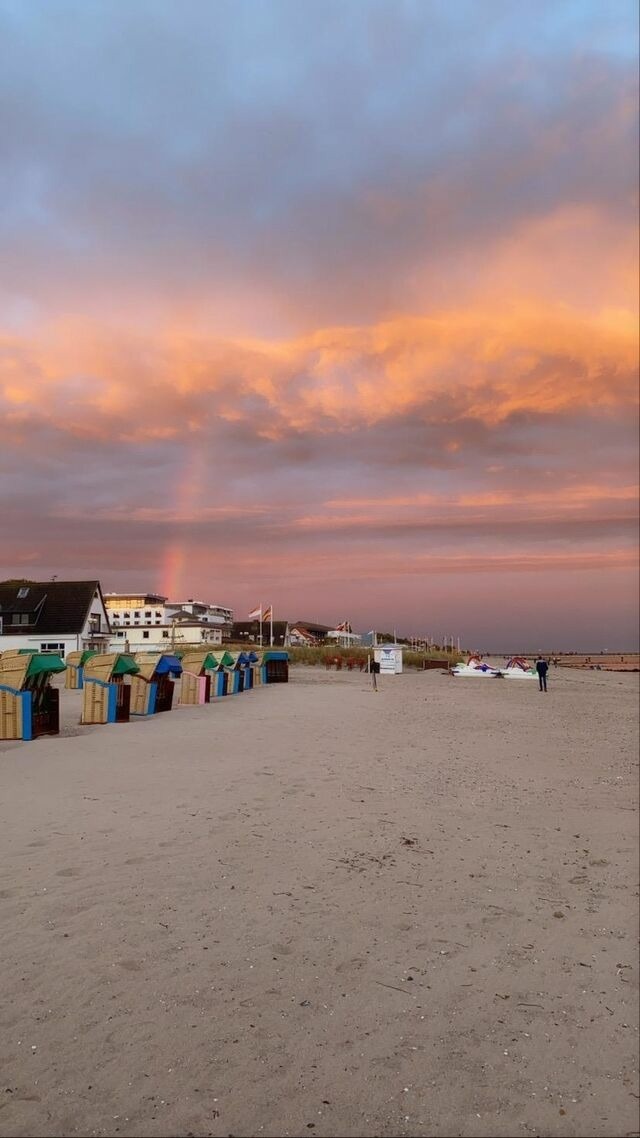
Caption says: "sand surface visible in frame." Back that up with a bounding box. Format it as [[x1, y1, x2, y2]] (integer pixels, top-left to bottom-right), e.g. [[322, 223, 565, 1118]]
[[0, 667, 638, 1138]]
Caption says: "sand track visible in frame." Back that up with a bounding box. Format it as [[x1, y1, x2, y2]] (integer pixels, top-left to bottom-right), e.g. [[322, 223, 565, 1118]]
[[0, 667, 638, 1138]]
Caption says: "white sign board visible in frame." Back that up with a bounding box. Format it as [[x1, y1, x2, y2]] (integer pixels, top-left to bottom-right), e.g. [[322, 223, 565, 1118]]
[[374, 646, 403, 674]]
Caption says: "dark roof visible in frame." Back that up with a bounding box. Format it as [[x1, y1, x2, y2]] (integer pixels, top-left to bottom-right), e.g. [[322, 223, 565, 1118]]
[[231, 620, 288, 646], [290, 625, 318, 640], [168, 609, 197, 622], [232, 620, 289, 633], [171, 614, 220, 627], [0, 580, 106, 635], [291, 620, 334, 634]]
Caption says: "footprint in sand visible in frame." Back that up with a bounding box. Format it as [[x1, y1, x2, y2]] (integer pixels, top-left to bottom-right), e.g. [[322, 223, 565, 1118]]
[[336, 957, 366, 972]]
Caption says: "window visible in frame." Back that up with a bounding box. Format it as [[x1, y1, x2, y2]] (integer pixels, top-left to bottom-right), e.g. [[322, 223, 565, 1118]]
[[134, 611, 140, 618], [122, 611, 130, 618], [162, 631, 169, 639], [143, 630, 149, 639], [12, 613, 29, 625], [155, 611, 162, 618], [17, 587, 30, 599], [89, 615, 101, 633], [145, 611, 151, 618], [41, 642, 65, 656]]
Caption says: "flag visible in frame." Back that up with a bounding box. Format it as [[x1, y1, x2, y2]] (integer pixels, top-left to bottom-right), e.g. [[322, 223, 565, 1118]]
[[262, 605, 273, 622], [248, 606, 262, 620], [335, 620, 352, 633]]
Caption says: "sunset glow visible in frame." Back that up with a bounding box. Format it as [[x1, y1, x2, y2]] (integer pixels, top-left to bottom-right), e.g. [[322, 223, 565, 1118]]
[[1, 0, 637, 648]]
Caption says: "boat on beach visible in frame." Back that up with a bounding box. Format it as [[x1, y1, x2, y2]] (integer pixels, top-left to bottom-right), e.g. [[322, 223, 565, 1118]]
[[452, 655, 503, 677], [500, 656, 537, 679], [452, 654, 537, 679]]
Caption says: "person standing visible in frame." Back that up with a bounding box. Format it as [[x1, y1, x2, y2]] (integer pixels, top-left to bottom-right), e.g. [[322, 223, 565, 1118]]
[[535, 655, 549, 692]]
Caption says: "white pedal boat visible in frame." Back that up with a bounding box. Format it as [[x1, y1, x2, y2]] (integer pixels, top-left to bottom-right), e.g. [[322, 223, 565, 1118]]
[[452, 655, 503, 677], [500, 657, 537, 679]]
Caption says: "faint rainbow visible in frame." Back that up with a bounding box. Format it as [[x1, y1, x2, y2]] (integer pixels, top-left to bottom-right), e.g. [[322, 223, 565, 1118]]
[[159, 443, 208, 600]]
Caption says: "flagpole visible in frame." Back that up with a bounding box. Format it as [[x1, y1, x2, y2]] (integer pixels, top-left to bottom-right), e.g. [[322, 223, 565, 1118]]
[[269, 604, 273, 647], [259, 608, 263, 649]]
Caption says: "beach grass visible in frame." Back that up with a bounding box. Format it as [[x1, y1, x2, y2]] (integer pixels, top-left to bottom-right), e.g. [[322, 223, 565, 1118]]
[[284, 644, 462, 669]]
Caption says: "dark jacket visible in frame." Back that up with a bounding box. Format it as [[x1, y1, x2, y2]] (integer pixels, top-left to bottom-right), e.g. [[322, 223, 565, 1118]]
[[535, 658, 549, 676]]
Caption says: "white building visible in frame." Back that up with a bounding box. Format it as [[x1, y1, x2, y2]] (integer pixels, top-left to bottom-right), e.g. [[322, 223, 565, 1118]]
[[326, 630, 361, 646], [165, 599, 233, 625], [109, 622, 222, 654], [287, 625, 318, 647], [104, 592, 168, 629], [104, 593, 233, 631], [0, 580, 111, 657]]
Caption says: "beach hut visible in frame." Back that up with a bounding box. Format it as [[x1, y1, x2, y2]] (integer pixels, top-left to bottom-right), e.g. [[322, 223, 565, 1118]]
[[0, 649, 66, 740], [246, 651, 260, 688], [65, 649, 97, 689], [234, 655, 256, 687], [179, 651, 219, 705], [82, 653, 140, 724], [130, 653, 183, 715], [221, 651, 245, 694], [235, 651, 254, 690], [207, 651, 232, 697], [246, 650, 262, 686], [261, 650, 289, 684]]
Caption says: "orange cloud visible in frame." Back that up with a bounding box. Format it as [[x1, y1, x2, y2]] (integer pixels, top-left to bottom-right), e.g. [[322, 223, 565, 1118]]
[[324, 485, 638, 511], [1, 291, 637, 446]]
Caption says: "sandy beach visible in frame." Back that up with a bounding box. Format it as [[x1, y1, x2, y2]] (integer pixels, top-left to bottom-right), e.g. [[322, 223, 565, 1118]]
[[0, 666, 638, 1138]]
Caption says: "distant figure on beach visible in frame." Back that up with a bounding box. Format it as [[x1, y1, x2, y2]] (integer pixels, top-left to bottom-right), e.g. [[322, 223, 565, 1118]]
[[535, 655, 549, 692]]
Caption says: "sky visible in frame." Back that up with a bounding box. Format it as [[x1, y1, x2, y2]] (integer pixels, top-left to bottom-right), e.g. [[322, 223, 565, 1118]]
[[0, 0, 638, 650]]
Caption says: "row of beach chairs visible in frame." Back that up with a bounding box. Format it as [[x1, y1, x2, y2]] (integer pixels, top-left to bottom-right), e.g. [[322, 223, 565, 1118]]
[[0, 648, 289, 740]]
